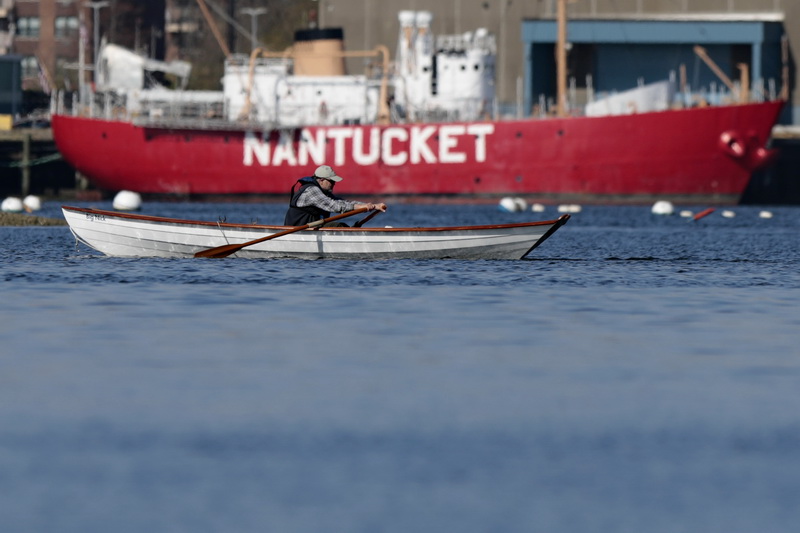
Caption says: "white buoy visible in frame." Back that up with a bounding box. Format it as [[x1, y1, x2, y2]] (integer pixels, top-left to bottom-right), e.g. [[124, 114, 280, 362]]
[[679, 210, 694, 218], [513, 197, 528, 212], [498, 197, 520, 212], [113, 190, 142, 211], [23, 195, 42, 212], [1, 197, 23, 213], [557, 204, 582, 213], [721, 210, 736, 218], [530, 203, 546, 213], [651, 200, 674, 216], [758, 210, 773, 219]]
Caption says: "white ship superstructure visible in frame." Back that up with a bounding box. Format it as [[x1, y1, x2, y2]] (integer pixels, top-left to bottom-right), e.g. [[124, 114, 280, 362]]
[[394, 10, 496, 122], [90, 11, 496, 128]]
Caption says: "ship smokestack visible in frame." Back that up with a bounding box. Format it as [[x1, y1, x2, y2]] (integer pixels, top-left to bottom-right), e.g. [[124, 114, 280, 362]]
[[293, 28, 346, 76]]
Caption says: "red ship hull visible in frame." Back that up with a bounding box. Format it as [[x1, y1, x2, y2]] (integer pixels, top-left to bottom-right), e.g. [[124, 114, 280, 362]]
[[52, 101, 783, 203]]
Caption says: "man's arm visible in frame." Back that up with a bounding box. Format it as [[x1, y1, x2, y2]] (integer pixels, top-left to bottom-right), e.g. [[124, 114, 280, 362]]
[[297, 187, 357, 213]]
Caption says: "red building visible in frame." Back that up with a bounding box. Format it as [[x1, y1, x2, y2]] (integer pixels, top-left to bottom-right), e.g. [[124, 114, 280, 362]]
[[2, 0, 163, 93]]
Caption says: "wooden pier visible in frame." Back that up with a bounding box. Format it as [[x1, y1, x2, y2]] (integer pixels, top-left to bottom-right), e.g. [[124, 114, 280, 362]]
[[0, 128, 76, 197], [771, 125, 800, 140]]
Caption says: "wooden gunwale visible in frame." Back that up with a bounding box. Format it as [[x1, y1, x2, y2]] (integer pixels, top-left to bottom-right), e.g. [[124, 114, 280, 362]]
[[62, 206, 568, 232]]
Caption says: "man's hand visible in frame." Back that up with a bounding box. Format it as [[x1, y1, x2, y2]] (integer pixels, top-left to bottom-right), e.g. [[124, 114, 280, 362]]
[[361, 202, 387, 212]]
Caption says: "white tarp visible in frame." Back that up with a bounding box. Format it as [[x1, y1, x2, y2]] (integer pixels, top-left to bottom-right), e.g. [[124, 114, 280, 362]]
[[96, 44, 191, 91], [585, 80, 674, 117]]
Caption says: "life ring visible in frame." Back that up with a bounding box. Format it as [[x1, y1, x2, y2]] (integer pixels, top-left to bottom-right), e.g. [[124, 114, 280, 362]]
[[719, 131, 746, 159]]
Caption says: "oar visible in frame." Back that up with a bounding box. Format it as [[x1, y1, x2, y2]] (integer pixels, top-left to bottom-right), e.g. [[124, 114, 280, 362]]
[[353, 209, 381, 227], [194, 207, 369, 258]]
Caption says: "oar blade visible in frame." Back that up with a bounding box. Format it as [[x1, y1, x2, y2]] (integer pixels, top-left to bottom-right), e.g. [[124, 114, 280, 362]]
[[194, 244, 242, 258]]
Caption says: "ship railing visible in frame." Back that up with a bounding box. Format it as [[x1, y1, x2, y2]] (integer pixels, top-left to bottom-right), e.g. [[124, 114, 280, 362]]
[[53, 88, 230, 128], [529, 73, 779, 119], [674, 79, 774, 107], [226, 54, 290, 70], [436, 32, 497, 54], [132, 100, 225, 121], [400, 97, 494, 123], [269, 100, 376, 127]]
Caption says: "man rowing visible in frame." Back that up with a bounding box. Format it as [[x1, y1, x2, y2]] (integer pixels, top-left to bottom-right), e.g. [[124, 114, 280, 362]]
[[284, 165, 388, 226]]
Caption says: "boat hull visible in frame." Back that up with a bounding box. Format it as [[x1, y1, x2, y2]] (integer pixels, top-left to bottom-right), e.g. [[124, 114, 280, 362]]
[[52, 101, 783, 203], [62, 206, 570, 260]]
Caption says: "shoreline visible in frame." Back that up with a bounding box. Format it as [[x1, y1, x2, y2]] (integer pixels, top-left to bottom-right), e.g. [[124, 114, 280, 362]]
[[0, 212, 67, 226]]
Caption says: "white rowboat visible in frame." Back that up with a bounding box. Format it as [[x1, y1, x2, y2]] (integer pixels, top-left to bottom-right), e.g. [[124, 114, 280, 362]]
[[62, 206, 570, 260]]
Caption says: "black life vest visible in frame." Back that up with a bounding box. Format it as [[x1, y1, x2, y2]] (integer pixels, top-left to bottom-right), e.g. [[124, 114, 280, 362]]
[[283, 177, 334, 226]]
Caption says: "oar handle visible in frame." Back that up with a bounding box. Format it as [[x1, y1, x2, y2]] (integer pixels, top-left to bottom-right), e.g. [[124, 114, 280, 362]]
[[353, 209, 381, 227], [194, 207, 369, 258]]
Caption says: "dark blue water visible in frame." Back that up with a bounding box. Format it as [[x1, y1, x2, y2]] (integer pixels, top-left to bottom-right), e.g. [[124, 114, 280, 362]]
[[1, 201, 799, 533]]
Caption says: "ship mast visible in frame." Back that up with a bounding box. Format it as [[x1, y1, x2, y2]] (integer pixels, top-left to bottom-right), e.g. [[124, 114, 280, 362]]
[[556, 0, 568, 117], [195, 0, 232, 57]]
